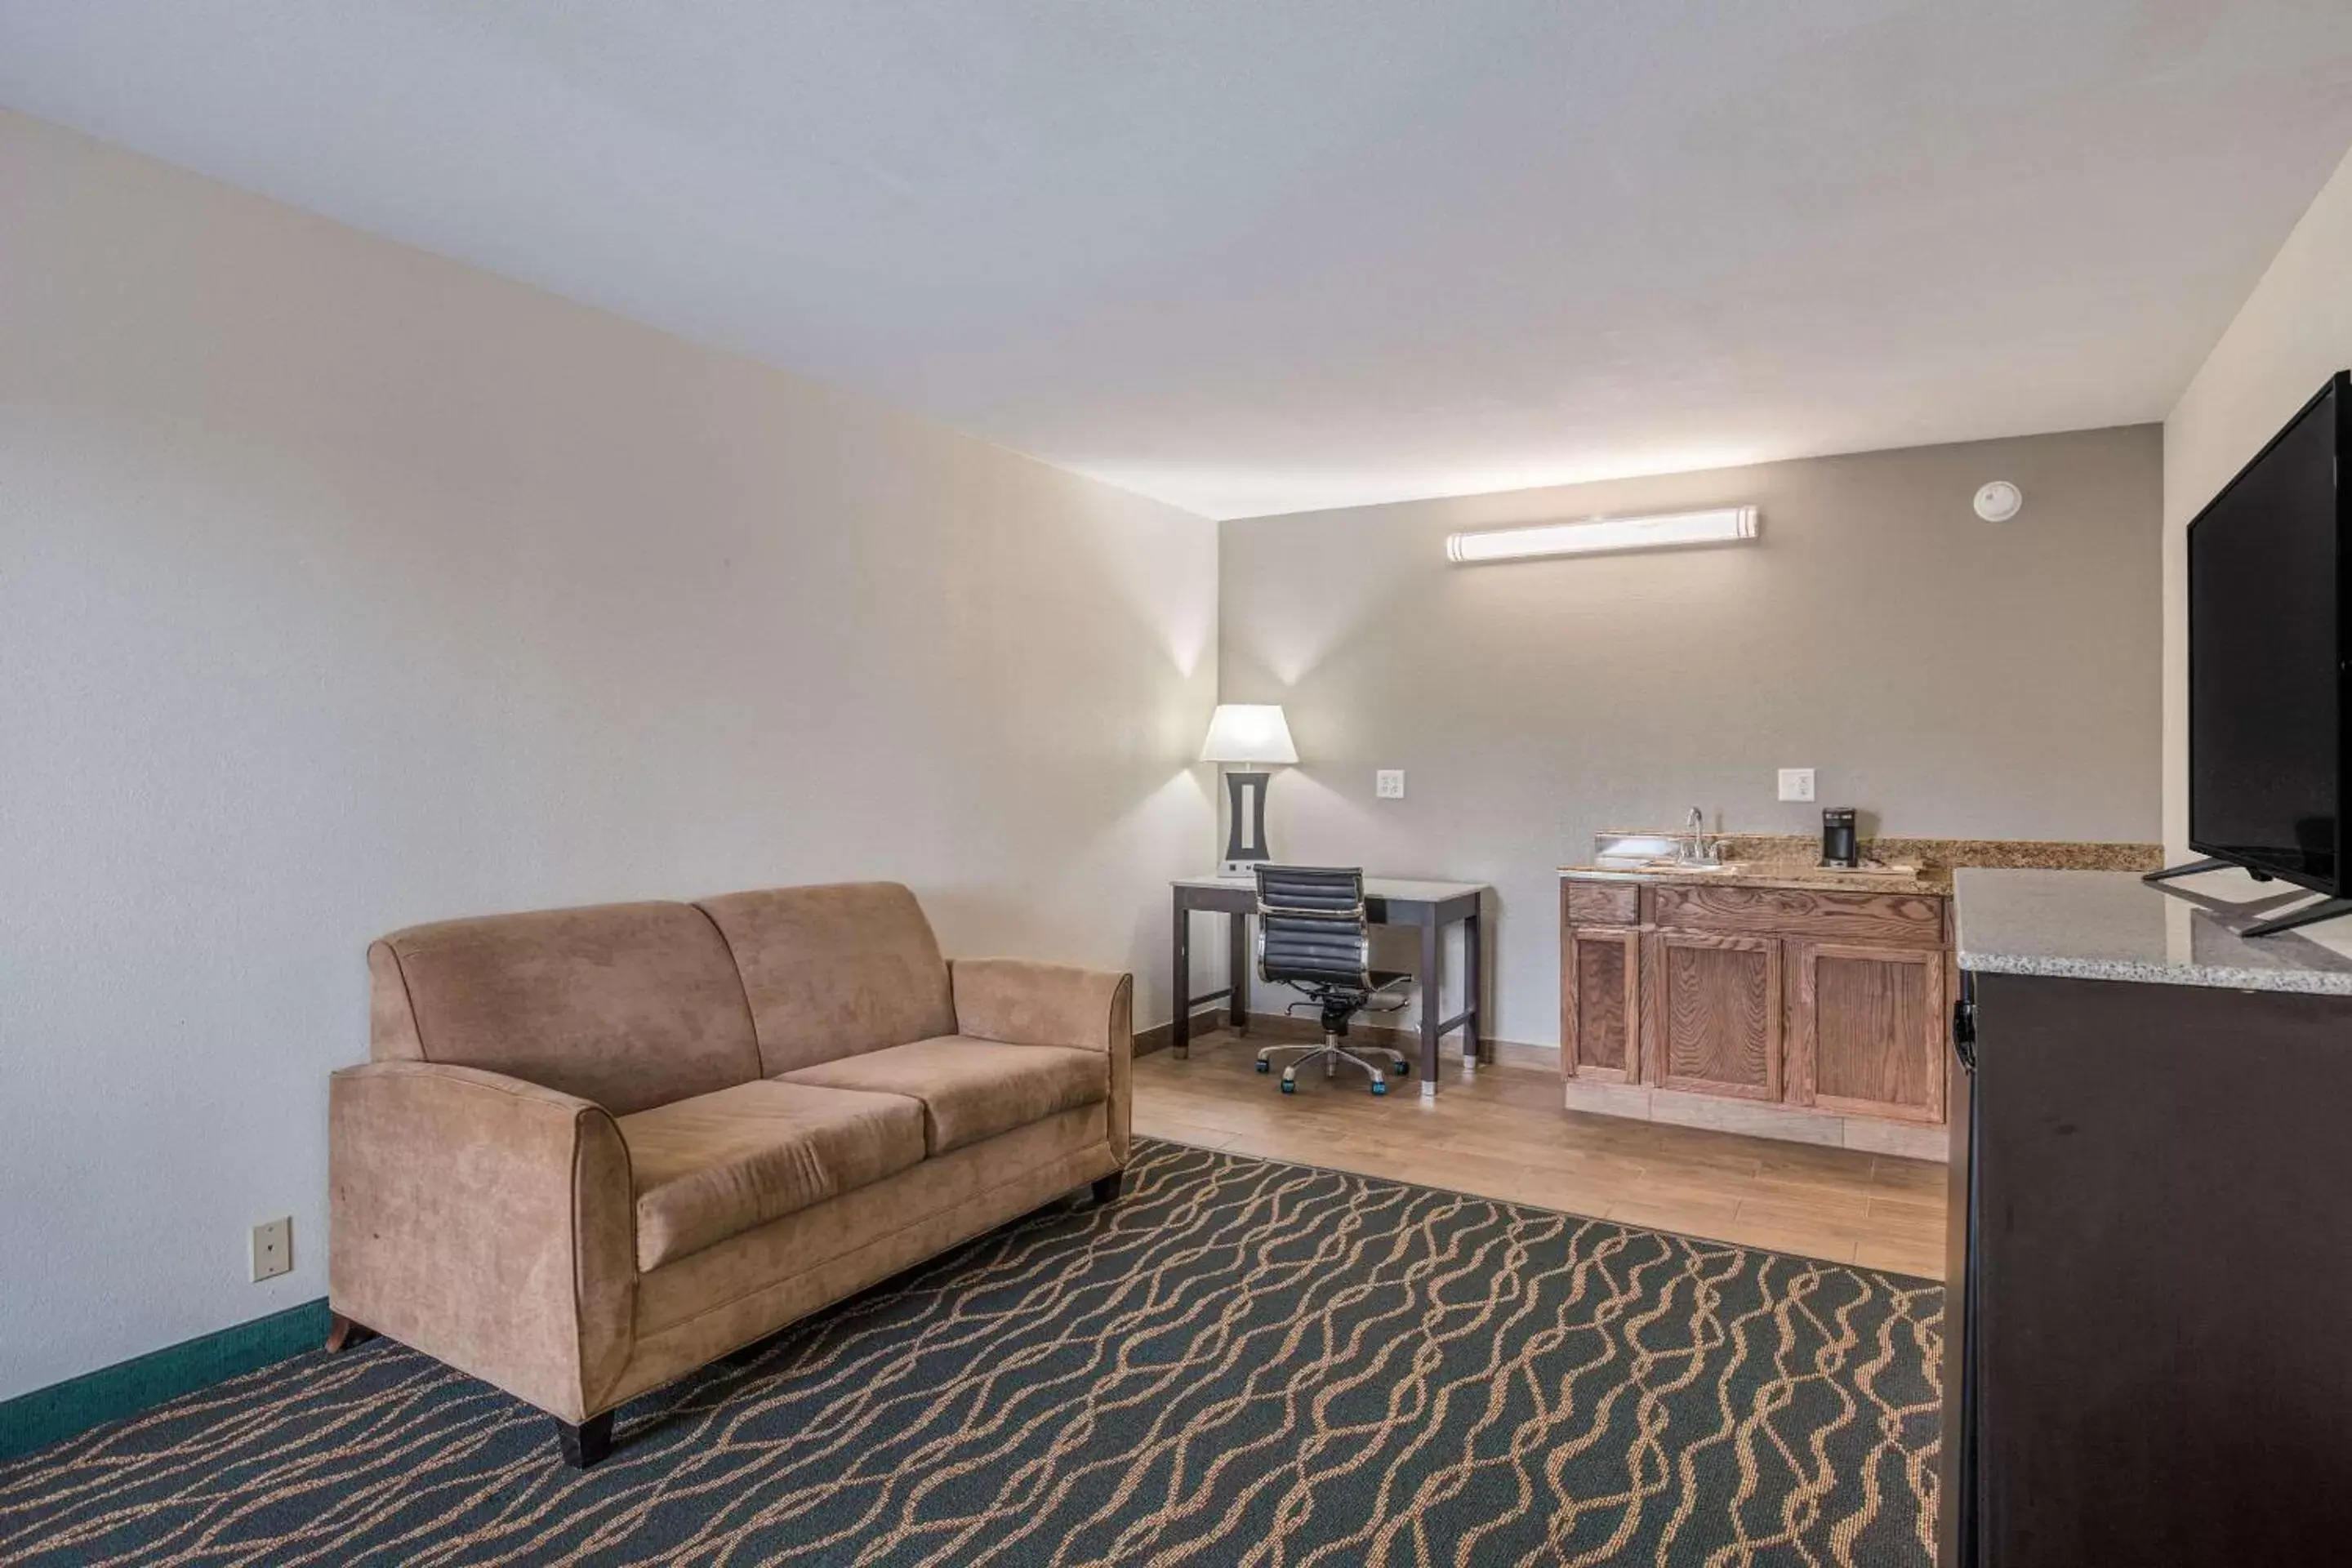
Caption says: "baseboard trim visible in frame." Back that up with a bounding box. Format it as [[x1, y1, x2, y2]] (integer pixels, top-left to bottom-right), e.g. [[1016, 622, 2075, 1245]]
[[1131, 1007, 1230, 1058], [0, 1297, 330, 1462], [1485, 1038, 1562, 1071]]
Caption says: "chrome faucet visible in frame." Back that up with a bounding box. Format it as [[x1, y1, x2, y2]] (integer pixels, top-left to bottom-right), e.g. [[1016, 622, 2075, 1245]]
[[1682, 806, 1711, 865]]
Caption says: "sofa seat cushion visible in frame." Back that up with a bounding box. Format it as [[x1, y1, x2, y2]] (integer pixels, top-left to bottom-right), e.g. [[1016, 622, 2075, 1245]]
[[780, 1037, 1107, 1156], [617, 1080, 927, 1271]]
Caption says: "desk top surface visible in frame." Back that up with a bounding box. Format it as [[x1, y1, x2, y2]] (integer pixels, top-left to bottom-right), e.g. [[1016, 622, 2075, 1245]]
[[1173, 874, 1486, 902]]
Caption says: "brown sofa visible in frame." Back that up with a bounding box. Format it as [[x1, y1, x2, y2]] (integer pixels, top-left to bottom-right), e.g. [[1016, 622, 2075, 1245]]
[[327, 882, 1132, 1467]]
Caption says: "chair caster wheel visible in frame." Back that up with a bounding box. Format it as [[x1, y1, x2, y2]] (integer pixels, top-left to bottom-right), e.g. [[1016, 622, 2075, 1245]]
[[1392, 1059, 1412, 1077], [1254, 1059, 1270, 1073], [1371, 1079, 1388, 1096], [1280, 1078, 1296, 1094]]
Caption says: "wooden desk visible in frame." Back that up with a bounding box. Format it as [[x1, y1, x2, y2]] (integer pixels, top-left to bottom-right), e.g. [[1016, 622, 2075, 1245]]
[[1169, 875, 1488, 1098]]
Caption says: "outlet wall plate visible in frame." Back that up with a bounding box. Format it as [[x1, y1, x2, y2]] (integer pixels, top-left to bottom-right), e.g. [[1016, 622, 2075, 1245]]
[[1777, 768, 1816, 803], [251, 1217, 292, 1282], [1375, 769, 1405, 800]]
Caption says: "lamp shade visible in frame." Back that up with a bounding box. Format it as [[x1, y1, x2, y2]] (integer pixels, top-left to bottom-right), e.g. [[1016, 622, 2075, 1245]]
[[1199, 704, 1297, 764]]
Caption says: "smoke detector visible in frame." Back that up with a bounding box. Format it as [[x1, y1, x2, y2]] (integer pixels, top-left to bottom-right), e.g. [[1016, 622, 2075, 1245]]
[[1973, 481, 2023, 523]]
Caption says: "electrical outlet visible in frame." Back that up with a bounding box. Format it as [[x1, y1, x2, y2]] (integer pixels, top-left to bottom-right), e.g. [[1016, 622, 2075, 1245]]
[[251, 1217, 292, 1282], [1777, 768, 1816, 803], [1375, 769, 1405, 800]]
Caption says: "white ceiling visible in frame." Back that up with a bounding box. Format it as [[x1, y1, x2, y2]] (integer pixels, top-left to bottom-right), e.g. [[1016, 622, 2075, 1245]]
[[6, 2, 2352, 519]]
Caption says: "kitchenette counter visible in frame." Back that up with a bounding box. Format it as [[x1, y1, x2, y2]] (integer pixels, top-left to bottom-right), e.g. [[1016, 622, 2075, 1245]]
[[1557, 836, 2166, 1155], [1954, 866, 2352, 995], [1560, 834, 2160, 898]]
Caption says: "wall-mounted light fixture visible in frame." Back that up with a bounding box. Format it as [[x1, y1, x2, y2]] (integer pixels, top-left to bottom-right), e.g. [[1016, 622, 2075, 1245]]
[[1445, 506, 1760, 564]]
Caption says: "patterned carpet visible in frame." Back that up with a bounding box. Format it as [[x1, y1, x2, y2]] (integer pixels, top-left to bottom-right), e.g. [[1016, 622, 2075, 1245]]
[[0, 1142, 1941, 1566]]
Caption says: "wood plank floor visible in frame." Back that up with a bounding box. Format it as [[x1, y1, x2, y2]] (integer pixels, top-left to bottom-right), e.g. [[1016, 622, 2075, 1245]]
[[1133, 1030, 1949, 1280]]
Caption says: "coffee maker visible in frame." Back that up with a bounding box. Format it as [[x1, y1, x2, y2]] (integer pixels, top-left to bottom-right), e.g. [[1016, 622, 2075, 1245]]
[[1820, 807, 1860, 868]]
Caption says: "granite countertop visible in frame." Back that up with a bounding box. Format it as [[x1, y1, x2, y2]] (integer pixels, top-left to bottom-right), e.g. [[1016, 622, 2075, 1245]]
[[1560, 862, 1954, 895], [1559, 835, 2159, 898], [1954, 867, 2352, 995]]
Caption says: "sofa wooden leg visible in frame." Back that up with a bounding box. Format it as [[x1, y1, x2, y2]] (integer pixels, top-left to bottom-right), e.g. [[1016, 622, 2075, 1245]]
[[1091, 1170, 1125, 1205], [324, 1314, 377, 1353], [555, 1412, 614, 1469]]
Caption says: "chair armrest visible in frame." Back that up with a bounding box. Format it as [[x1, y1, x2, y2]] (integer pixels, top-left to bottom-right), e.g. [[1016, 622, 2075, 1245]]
[[327, 1061, 635, 1422], [951, 960, 1134, 1164]]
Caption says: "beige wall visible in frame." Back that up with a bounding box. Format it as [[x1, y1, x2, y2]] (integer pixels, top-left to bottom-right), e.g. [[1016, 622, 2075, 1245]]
[[1219, 425, 2163, 1047], [2163, 140, 2352, 858], [0, 111, 1217, 1401]]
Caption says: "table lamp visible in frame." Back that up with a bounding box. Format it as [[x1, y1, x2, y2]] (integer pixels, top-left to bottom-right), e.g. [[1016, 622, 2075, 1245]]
[[1200, 703, 1296, 873]]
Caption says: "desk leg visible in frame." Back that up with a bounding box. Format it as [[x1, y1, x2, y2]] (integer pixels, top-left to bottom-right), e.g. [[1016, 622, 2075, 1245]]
[[1464, 908, 1486, 1065], [1419, 918, 1441, 1101], [1228, 911, 1250, 1033], [1172, 896, 1191, 1060]]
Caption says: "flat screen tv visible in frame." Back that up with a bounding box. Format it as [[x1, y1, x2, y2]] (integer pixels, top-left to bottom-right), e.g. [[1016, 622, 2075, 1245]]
[[2173, 371, 2352, 935]]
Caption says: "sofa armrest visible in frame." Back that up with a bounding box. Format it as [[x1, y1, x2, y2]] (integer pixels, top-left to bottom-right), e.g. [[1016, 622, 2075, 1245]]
[[951, 959, 1129, 1052], [951, 960, 1133, 1163], [327, 1061, 636, 1422]]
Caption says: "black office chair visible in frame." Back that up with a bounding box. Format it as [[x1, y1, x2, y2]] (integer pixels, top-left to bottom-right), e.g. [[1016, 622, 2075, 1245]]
[[1251, 865, 1414, 1095]]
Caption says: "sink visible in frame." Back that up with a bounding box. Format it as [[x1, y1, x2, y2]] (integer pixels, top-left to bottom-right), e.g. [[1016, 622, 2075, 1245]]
[[1592, 831, 1737, 872]]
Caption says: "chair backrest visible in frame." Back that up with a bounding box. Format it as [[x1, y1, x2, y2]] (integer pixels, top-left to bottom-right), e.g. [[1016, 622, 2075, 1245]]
[[1254, 865, 1370, 990]]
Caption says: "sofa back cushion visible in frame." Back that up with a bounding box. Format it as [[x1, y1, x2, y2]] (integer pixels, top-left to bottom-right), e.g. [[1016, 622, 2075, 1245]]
[[696, 883, 956, 1076], [370, 902, 762, 1116]]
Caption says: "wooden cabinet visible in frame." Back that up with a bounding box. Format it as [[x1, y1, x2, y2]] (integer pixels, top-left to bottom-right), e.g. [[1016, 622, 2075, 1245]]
[[1948, 971, 2352, 1565], [1561, 872, 1952, 1132], [1787, 941, 1946, 1122], [1642, 930, 1781, 1099]]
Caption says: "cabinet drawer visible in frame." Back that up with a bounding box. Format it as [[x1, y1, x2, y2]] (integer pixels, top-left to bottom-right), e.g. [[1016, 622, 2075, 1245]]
[[1564, 878, 1640, 927], [1650, 882, 1945, 946]]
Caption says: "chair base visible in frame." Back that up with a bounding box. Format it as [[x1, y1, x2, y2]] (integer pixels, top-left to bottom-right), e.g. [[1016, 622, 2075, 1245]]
[[1090, 1169, 1125, 1205], [556, 1412, 615, 1469], [1257, 1032, 1407, 1095]]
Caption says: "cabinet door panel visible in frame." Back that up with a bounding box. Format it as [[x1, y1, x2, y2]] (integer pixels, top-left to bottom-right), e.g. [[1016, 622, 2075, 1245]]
[[1788, 942, 1945, 1122], [1562, 927, 1638, 1082], [1642, 932, 1780, 1100]]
